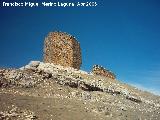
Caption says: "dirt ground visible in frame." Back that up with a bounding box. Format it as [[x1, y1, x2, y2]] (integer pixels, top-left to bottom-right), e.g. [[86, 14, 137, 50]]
[[0, 63, 160, 120]]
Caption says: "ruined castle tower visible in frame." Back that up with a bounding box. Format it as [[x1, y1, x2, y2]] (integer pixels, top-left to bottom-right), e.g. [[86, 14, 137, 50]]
[[92, 65, 116, 79], [43, 31, 82, 70]]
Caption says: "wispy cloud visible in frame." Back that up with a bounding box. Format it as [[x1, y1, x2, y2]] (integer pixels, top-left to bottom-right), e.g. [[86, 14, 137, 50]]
[[122, 67, 160, 96], [129, 83, 160, 96]]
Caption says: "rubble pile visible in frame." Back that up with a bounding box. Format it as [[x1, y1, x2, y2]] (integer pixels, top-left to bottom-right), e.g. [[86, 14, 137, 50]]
[[43, 31, 82, 70], [0, 67, 44, 88], [0, 105, 37, 120], [92, 65, 116, 79], [1, 61, 142, 103], [0, 61, 140, 103]]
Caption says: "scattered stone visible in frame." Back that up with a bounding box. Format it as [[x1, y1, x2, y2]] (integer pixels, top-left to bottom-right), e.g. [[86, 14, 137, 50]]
[[120, 106, 127, 111], [80, 91, 92, 100], [1, 61, 160, 120], [28, 61, 40, 68], [0, 106, 37, 120], [126, 95, 142, 103]]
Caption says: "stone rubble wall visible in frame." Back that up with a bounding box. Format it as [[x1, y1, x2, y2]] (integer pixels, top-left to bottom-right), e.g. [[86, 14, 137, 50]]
[[0, 61, 147, 104], [92, 65, 116, 79], [21, 61, 142, 103], [43, 31, 82, 70]]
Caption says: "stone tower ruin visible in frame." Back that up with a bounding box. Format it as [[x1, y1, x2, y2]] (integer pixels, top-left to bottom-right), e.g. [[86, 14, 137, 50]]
[[43, 31, 82, 70], [92, 65, 116, 79]]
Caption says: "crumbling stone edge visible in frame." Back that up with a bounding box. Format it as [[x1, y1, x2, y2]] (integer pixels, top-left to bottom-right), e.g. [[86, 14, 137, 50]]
[[0, 61, 142, 103]]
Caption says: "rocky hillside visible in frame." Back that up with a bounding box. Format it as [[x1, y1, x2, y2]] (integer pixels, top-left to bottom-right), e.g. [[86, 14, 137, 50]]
[[0, 61, 160, 120]]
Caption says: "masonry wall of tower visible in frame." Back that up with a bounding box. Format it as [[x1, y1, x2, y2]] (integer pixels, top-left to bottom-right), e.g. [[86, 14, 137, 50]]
[[92, 65, 116, 79], [43, 31, 82, 69]]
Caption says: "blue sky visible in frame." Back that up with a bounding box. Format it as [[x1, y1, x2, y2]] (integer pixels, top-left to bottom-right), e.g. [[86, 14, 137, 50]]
[[0, 0, 160, 95]]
